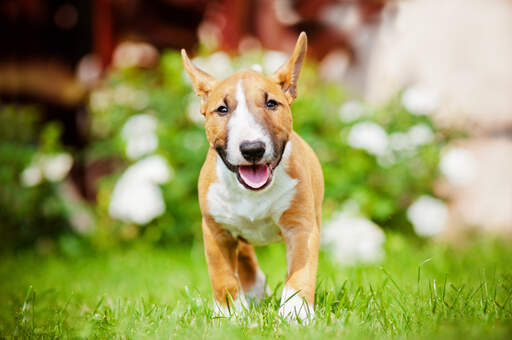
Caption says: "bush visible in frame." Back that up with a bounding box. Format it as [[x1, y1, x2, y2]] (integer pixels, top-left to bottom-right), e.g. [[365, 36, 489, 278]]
[[0, 49, 446, 250], [87, 50, 443, 245], [0, 104, 73, 248]]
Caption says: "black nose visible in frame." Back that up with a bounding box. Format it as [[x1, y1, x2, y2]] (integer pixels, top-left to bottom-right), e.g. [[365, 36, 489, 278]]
[[240, 141, 266, 162]]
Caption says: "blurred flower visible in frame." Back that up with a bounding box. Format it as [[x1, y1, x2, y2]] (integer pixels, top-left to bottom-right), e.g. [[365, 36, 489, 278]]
[[408, 123, 434, 146], [263, 51, 288, 74], [320, 3, 361, 34], [89, 89, 112, 112], [323, 212, 385, 265], [20, 153, 73, 186], [21, 165, 43, 187], [339, 100, 364, 122], [198, 22, 220, 50], [193, 52, 233, 79], [389, 132, 410, 151], [377, 152, 397, 168], [320, 50, 349, 83], [121, 114, 158, 160], [439, 147, 478, 186], [407, 195, 447, 237], [389, 124, 434, 153], [402, 85, 440, 115], [76, 54, 101, 87], [70, 211, 94, 234], [41, 153, 73, 182], [274, 0, 301, 25], [112, 41, 159, 69], [113, 85, 149, 111], [109, 155, 172, 225], [347, 121, 388, 156]]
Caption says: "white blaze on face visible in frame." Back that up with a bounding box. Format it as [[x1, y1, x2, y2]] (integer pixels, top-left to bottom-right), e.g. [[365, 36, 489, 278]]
[[226, 81, 273, 165]]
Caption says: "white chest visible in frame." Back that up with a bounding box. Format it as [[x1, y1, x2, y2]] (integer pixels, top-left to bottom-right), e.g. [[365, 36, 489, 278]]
[[206, 146, 297, 246]]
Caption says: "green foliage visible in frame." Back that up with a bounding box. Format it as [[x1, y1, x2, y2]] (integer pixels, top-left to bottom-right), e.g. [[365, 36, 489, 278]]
[[0, 49, 445, 248], [0, 105, 71, 248], [88, 52, 209, 245], [1, 235, 511, 338], [88, 50, 443, 245]]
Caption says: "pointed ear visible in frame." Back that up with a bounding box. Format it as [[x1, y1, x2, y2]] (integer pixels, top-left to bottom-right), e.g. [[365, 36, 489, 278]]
[[181, 49, 217, 115], [270, 32, 307, 104]]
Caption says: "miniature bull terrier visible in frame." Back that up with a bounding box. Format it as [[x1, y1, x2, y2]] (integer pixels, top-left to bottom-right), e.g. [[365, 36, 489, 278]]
[[181, 32, 324, 322]]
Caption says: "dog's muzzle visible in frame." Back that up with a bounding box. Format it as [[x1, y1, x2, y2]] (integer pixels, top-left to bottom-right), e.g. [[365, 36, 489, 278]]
[[215, 141, 287, 191]]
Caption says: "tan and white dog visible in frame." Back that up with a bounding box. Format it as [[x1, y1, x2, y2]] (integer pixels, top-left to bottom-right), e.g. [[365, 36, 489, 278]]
[[181, 32, 324, 322]]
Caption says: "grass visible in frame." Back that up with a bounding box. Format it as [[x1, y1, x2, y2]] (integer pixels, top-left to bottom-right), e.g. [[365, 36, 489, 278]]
[[1, 233, 511, 339]]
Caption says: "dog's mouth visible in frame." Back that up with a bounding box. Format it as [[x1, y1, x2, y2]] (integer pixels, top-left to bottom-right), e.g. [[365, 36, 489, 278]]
[[215, 141, 287, 191], [237, 164, 272, 190]]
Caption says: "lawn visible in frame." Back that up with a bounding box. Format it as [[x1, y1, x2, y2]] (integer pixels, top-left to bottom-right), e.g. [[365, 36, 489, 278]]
[[1, 234, 511, 339]]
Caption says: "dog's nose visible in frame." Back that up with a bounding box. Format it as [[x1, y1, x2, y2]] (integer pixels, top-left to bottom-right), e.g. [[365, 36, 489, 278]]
[[240, 141, 266, 162]]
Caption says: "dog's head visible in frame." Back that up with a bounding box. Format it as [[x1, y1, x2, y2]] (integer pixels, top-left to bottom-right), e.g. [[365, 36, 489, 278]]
[[182, 33, 307, 191]]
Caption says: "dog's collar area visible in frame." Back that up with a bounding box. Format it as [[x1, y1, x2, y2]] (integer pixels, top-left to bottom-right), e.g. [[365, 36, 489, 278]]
[[214, 141, 288, 191]]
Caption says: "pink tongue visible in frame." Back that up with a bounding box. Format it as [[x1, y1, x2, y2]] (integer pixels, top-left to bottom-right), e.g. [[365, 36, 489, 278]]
[[238, 165, 270, 189]]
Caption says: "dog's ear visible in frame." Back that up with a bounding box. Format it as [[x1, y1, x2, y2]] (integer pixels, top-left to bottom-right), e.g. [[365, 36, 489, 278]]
[[181, 49, 217, 115], [270, 32, 307, 105]]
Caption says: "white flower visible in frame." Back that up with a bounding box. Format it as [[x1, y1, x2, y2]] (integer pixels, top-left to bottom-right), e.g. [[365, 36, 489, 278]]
[[322, 212, 385, 265], [21, 165, 43, 187], [112, 41, 159, 69], [439, 147, 478, 186], [339, 100, 363, 123], [407, 195, 447, 237], [89, 89, 112, 112], [408, 123, 434, 146], [112, 85, 148, 111], [192, 52, 233, 79], [109, 155, 172, 225], [121, 114, 158, 159], [347, 121, 388, 156], [402, 85, 440, 115], [389, 124, 434, 152], [389, 132, 410, 151], [20, 153, 73, 186], [113, 85, 136, 106], [263, 51, 288, 74], [319, 50, 349, 83], [41, 153, 73, 182]]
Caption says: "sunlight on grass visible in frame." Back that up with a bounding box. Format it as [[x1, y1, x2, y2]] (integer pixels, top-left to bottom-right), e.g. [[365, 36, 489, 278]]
[[1, 234, 511, 339]]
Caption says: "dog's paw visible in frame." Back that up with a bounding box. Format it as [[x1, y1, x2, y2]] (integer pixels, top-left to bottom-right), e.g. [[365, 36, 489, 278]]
[[244, 269, 269, 303], [212, 294, 249, 318], [278, 287, 315, 323]]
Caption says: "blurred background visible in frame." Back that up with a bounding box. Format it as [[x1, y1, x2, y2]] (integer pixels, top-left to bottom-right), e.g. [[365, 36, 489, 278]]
[[2, 0, 512, 263]]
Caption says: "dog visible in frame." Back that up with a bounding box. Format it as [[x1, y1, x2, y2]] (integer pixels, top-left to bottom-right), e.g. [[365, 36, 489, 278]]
[[181, 32, 324, 322]]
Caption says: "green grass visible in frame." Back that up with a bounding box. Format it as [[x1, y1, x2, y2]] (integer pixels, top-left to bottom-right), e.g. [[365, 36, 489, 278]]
[[1, 234, 511, 339]]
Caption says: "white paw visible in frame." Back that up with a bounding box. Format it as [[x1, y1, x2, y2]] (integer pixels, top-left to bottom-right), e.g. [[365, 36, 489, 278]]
[[278, 286, 315, 323], [245, 269, 268, 302], [212, 294, 248, 318]]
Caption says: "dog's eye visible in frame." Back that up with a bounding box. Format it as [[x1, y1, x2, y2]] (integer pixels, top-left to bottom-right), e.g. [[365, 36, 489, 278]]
[[216, 105, 229, 115], [266, 99, 278, 109]]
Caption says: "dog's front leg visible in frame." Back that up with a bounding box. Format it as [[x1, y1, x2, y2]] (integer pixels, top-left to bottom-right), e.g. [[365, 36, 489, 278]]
[[202, 216, 247, 317], [278, 217, 320, 322]]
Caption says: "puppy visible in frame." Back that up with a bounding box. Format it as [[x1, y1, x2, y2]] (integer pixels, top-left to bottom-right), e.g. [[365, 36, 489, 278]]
[[181, 32, 323, 321]]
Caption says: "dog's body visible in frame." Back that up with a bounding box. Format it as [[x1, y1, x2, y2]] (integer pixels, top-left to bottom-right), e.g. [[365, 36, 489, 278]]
[[182, 33, 324, 321]]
